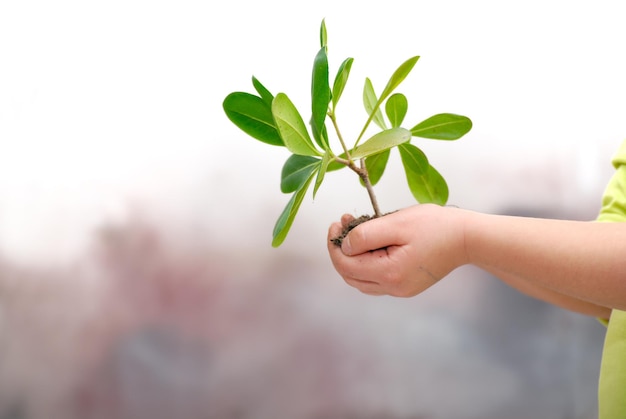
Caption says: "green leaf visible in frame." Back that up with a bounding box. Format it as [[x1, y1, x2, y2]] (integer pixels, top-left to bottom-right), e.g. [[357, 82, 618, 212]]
[[363, 78, 387, 130], [357, 57, 418, 146], [379, 56, 420, 100], [364, 149, 390, 186], [313, 149, 331, 197], [421, 165, 449, 204], [399, 143, 448, 205], [281, 154, 320, 193], [272, 93, 321, 156], [320, 19, 327, 48], [252, 76, 274, 106], [223, 92, 283, 146], [317, 124, 330, 152], [272, 172, 316, 247], [326, 156, 349, 172], [410, 113, 473, 140], [311, 46, 331, 149], [385, 93, 408, 128], [352, 127, 411, 159], [398, 143, 428, 175], [332, 57, 354, 109]]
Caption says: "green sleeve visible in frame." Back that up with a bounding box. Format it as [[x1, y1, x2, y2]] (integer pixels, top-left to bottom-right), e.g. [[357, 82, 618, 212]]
[[596, 140, 626, 419], [597, 140, 626, 223]]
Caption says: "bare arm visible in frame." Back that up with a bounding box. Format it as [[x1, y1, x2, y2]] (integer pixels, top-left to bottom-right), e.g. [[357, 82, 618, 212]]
[[478, 266, 611, 319], [465, 210, 622, 316], [327, 204, 620, 318]]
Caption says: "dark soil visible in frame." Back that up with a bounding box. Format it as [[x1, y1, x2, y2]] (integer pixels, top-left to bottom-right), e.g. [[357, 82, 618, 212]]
[[329, 214, 379, 247]]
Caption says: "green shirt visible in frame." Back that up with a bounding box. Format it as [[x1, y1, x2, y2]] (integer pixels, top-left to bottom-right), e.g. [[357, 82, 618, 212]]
[[597, 139, 626, 418]]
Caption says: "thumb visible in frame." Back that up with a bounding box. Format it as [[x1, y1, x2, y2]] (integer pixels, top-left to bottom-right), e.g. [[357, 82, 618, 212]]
[[343, 213, 404, 255]]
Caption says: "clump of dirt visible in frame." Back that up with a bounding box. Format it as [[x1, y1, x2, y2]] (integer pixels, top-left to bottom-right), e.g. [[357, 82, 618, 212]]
[[330, 214, 375, 247], [330, 211, 399, 246]]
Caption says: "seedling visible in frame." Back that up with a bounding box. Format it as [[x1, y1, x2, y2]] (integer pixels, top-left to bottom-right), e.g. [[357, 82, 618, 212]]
[[223, 20, 472, 247]]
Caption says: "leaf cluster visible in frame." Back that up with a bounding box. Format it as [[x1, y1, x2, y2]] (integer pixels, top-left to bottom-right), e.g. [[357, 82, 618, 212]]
[[223, 19, 472, 247]]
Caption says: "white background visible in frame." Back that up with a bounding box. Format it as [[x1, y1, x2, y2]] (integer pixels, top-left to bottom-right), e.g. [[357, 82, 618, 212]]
[[1, 0, 625, 259]]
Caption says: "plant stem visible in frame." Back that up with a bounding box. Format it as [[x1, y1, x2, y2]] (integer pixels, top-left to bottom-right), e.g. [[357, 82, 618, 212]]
[[329, 112, 352, 160], [358, 159, 382, 217], [328, 111, 382, 217]]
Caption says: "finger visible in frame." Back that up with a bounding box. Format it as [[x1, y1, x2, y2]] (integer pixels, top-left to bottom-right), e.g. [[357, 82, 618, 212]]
[[327, 220, 344, 242], [343, 277, 383, 295], [340, 213, 355, 228], [327, 220, 350, 270], [361, 290, 386, 296], [333, 246, 398, 285], [343, 213, 406, 256], [328, 215, 356, 252]]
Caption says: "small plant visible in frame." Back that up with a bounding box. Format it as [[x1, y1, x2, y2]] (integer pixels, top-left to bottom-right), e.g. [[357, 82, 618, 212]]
[[223, 20, 472, 247]]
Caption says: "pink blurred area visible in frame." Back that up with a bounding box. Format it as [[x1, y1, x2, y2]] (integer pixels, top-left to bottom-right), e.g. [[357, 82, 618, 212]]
[[0, 187, 608, 419]]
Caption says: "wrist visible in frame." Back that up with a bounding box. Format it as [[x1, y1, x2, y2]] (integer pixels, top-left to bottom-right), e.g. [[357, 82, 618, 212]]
[[449, 206, 475, 268]]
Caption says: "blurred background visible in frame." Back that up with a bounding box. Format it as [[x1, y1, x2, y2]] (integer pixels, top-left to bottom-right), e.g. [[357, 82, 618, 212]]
[[1, 1, 625, 418]]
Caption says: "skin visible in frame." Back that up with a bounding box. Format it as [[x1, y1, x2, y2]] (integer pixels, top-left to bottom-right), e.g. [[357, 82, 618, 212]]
[[326, 204, 626, 320]]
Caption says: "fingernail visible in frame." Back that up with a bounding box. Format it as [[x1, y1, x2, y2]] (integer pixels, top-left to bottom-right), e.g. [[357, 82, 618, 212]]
[[342, 236, 352, 255]]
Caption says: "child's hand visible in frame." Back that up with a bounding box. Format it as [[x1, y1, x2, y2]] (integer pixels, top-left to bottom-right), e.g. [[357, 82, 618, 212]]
[[327, 204, 468, 297]]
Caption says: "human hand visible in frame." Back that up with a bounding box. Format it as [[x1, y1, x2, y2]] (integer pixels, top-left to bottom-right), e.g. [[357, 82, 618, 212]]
[[327, 204, 468, 297]]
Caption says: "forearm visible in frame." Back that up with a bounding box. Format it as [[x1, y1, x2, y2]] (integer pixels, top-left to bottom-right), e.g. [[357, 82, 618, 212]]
[[463, 210, 626, 311], [485, 265, 612, 319]]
